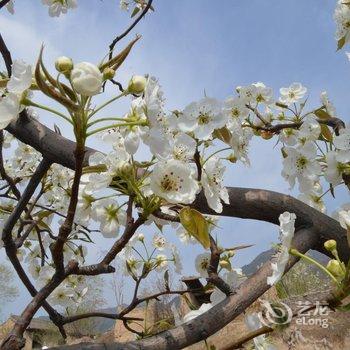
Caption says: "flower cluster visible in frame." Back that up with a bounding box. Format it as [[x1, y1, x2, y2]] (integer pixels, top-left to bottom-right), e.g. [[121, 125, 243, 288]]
[[5, 0, 77, 17], [0, 60, 32, 129], [117, 231, 183, 278], [120, 0, 151, 17], [334, 0, 350, 49]]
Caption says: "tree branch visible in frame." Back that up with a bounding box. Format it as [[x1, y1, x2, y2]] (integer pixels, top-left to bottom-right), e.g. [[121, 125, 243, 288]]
[[0, 32, 12, 76], [108, 0, 153, 59], [50, 142, 85, 274], [207, 236, 231, 295]]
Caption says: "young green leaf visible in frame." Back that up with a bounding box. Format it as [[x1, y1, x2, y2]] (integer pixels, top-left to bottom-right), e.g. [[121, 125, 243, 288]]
[[179, 207, 210, 249]]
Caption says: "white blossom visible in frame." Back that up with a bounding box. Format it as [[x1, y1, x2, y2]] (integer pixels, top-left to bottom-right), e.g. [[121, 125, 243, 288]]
[[202, 157, 229, 213], [176, 226, 197, 245], [338, 210, 350, 230], [279, 83, 307, 105], [320, 91, 337, 116], [282, 142, 321, 190], [155, 254, 168, 270], [333, 127, 350, 163], [150, 159, 199, 204], [128, 75, 147, 95], [324, 151, 344, 186], [42, 0, 77, 17], [71, 62, 103, 96], [152, 234, 167, 251], [177, 97, 227, 140], [0, 93, 20, 130], [183, 303, 213, 323], [195, 252, 211, 278], [92, 199, 126, 238], [297, 116, 321, 143], [252, 82, 274, 105], [334, 1, 350, 45], [156, 132, 196, 162], [224, 96, 250, 127], [0, 60, 32, 129], [49, 286, 74, 307], [170, 244, 183, 274], [229, 123, 253, 164], [298, 182, 326, 213]]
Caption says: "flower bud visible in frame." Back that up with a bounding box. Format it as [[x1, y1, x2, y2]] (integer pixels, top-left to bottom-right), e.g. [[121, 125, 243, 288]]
[[137, 233, 145, 242], [260, 130, 274, 140], [103, 67, 115, 81], [71, 62, 103, 96], [227, 250, 235, 258], [326, 259, 345, 279], [227, 154, 237, 163], [55, 56, 73, 75], [127, 75, 147, 95], [219, 259, 231, 270], [118, 162, 133, 177], [324, 240, 337, 252]]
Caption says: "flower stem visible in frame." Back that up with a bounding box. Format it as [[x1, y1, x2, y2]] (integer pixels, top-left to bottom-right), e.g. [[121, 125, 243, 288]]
[[88, 91, 126, 119], [289, 248, 341, 287], [24, 100, 73, 125], [86, 121, 147, 137], [202, 147, 231, 165], [87, 117, 126, 128]]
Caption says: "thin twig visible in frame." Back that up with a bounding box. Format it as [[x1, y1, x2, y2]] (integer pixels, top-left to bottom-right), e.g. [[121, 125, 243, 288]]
[[0, 32, 12, 76], [108, 0, 153, 60], [207, 236, 231, 295]]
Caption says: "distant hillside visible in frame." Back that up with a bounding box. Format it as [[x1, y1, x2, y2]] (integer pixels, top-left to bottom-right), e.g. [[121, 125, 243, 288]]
[[242, 248, 329, 276]]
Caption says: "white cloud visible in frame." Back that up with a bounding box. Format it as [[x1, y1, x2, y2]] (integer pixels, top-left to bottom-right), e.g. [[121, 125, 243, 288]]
[[0, 15, 60, 64]]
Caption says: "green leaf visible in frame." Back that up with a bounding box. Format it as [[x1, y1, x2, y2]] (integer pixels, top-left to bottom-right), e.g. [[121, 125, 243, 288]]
[[131, 6, 140, 17], [275, 102, 288, 109], [179, 207, 210, 249], [337, 36, 346, 51], [320, 124, 333, 142], [213, 127, 232, 145], [281, 147, 288, 159], [82, 164, 107, 174], [314, 108, 331, 120]]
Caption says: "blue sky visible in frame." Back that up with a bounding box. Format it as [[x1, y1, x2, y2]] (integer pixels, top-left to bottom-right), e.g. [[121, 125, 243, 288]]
[[0, 0, 349, 319]]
